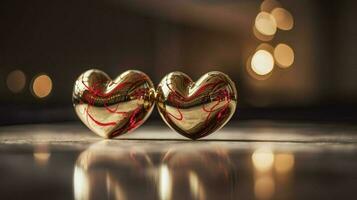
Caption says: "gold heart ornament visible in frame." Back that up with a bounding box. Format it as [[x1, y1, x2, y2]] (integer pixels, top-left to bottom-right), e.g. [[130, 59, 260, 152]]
[[73, 69, 155, 138], [156, 71, 237, 139]]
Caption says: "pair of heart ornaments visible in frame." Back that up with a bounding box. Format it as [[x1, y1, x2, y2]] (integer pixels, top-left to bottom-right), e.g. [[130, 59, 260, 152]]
[[73, 69, 237, 140]]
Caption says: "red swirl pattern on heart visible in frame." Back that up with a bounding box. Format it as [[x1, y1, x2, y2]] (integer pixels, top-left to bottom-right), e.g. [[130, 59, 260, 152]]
[[156, 71, 237, 139], [73, 69, 155, 138]]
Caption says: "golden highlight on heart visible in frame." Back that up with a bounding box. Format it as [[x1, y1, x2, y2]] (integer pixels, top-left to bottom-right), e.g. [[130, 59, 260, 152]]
[[72, 69, 155, 138], [156, 71, 237, 139]]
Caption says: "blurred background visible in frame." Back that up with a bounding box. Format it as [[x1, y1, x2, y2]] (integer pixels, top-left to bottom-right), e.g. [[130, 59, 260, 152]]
[[1, 0, 357, 125]]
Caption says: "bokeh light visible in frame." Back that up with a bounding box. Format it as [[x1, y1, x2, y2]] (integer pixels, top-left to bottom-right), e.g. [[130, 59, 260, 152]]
[[252, 147, 274, 172], [246, 56, 270, 81], [255, 12, 277, 36], [6, 70, 26, 93], [260, 0, 281, 12], [274, 153, 295, 174], [271, 8, 294, 30], [251, 50, 274, 76], [253, 25, 274, 41], [32, 74, 53, 98], [274, 43, 295, 68]]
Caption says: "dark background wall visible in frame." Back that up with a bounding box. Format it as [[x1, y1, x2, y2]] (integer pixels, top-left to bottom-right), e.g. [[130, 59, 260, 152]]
[[0, 0, 356, 124]]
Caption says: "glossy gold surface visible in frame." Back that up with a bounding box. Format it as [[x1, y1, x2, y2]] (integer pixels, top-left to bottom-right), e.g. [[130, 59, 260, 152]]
[[156, 71, 237, 139], [72, 69, 155, 138]]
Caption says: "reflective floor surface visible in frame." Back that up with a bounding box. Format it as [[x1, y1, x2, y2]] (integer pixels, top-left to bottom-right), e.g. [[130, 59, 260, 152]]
[[0, 121, 357, 200]]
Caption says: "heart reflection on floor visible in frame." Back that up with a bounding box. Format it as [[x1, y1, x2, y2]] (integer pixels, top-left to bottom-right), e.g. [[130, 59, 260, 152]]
[[73, 141, 237, 200]]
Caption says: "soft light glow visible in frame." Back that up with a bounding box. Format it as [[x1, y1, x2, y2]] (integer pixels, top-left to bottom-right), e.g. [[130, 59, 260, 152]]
[[74, 165, 89, 200], [271, 8, 294, 30], [260, 0, 281, 12], [274, 43, 294, 68], [6, 70, 26, 93], [253, 26, 274, 41], [159, 165, 172, 200], [189, 171, 200, 199], [252, 147, 274, 172], [254, 176, 275, 199], [255, 12, 277, 36], [274, 153, 295, 174], [33, 145, 51, 166], [34, 152, 50, 161], [32, 74, 53, 98], [251, 50, 274, 76]]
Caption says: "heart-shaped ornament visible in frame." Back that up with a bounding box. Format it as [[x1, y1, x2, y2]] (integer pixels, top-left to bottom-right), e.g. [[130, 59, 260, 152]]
[[73, 69, 155, 138], [156, 71, 237, 139]]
